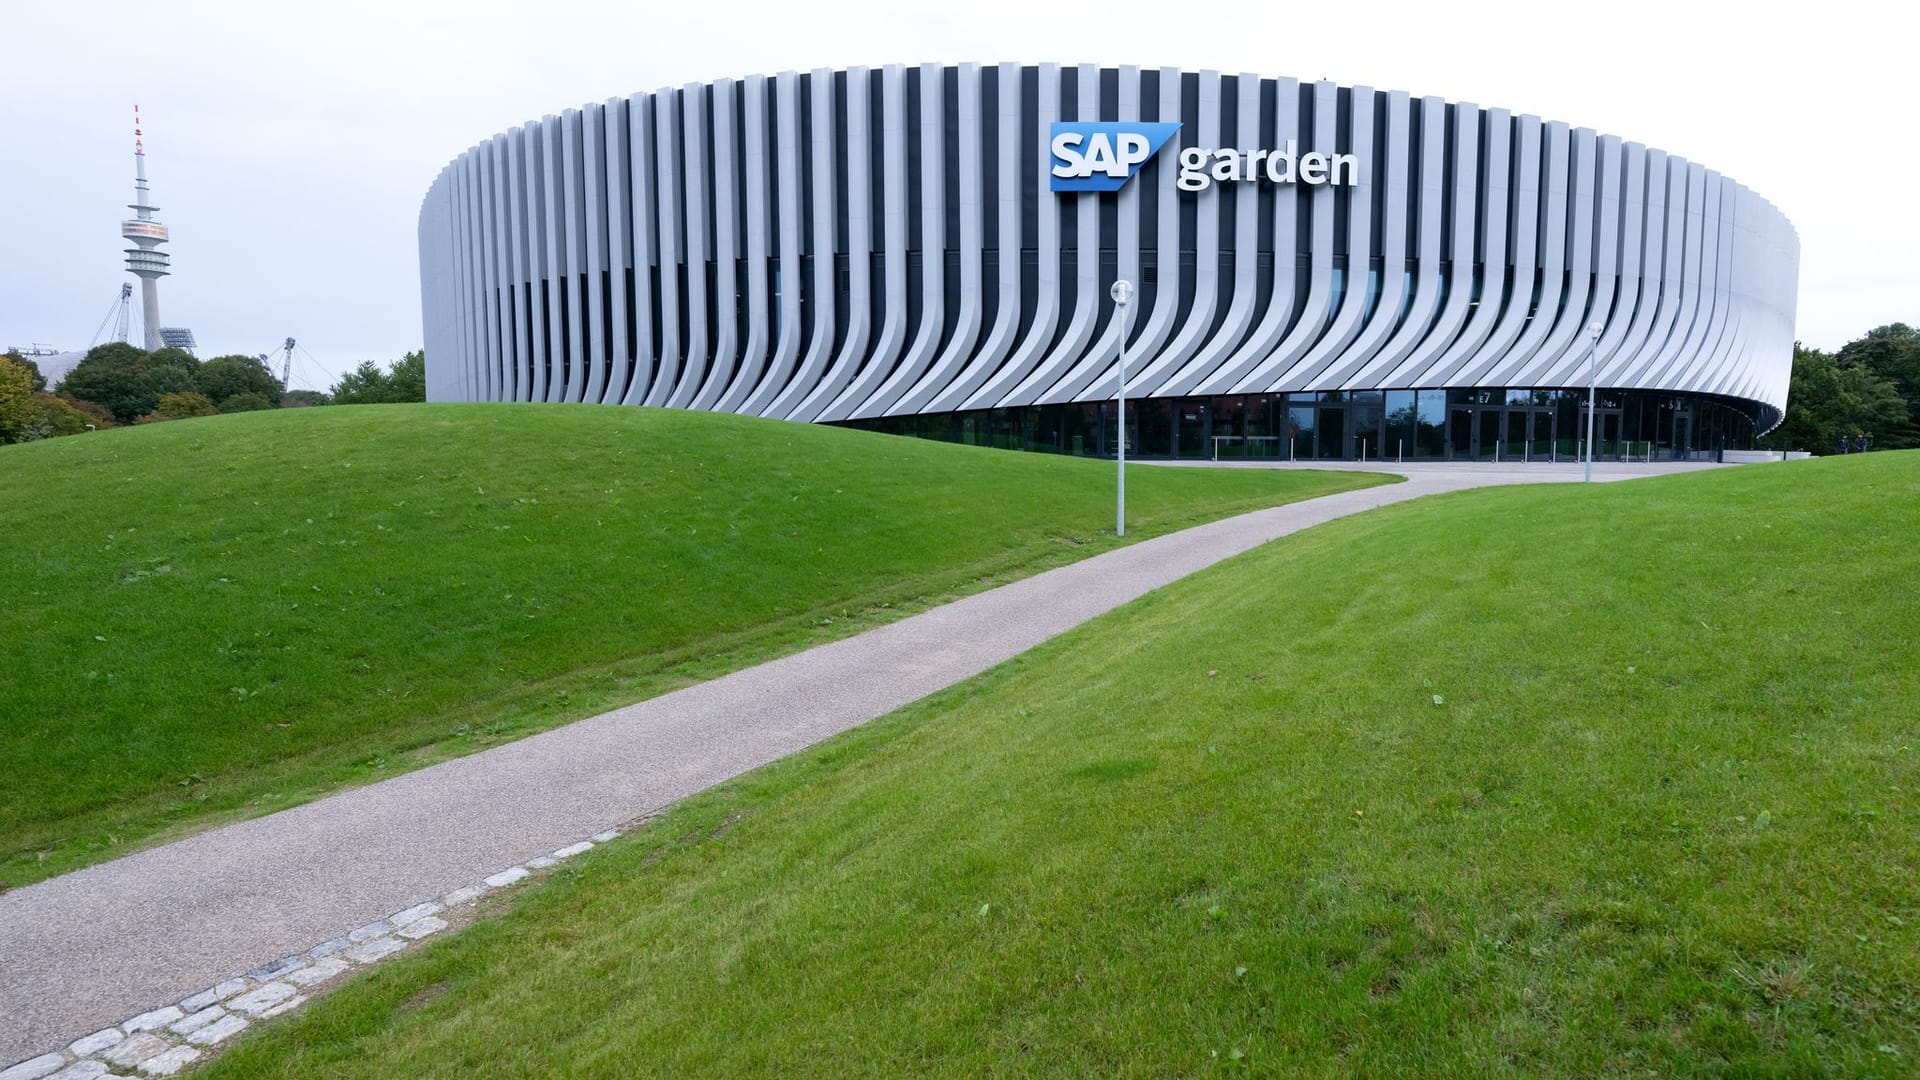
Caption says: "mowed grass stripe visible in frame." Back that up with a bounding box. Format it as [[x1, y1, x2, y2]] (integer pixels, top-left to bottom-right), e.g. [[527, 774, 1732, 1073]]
[[0, 404, 1385, 886], [198, 453, 1917, 1078]]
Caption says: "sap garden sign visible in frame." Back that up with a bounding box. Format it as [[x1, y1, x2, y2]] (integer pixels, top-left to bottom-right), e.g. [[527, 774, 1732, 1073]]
[[1049, 121, 1359, 194]]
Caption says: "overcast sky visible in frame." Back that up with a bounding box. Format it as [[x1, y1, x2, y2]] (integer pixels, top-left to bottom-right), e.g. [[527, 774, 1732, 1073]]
[[3, 0, 1912, 391]]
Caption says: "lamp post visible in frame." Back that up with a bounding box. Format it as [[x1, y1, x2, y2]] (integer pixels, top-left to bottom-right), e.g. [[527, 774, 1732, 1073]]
[[1111, 279, 1135, 536], [1583, 320, 1605, 483]]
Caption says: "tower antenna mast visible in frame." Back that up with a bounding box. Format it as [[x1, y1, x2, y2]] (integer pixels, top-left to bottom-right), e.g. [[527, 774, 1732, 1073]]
[[122, 104, 173, 351]]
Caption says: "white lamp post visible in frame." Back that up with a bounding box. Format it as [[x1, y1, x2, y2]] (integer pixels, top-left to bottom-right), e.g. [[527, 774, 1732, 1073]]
[[1111, 279, 1135, 536], [1583, 320, 1605, 483]]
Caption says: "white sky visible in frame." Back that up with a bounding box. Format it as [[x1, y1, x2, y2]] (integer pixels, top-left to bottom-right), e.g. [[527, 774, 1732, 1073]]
[[3, 0, 1912, 390]]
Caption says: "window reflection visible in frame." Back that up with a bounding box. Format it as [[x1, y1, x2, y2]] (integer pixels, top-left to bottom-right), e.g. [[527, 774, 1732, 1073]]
[[1288, 404, 1315, 460], [1415, 391, 1446, 458], [831, 388, 1762, 464], [1385, 390, 1415, 460]]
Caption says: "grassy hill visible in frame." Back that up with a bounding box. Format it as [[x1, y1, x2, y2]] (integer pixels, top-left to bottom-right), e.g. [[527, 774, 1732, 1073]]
[[197, 453, 1918, 1078], [0, 405, 1382, 887]]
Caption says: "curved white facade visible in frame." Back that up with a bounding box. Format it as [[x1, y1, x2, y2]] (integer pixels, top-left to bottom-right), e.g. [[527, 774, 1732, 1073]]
[[418, 64, 1799, 454]]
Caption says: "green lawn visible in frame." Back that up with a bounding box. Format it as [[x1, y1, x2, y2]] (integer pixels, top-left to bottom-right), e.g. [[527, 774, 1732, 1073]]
[[0, 405, 1382, 887], [197, 453, 1918, 1078]]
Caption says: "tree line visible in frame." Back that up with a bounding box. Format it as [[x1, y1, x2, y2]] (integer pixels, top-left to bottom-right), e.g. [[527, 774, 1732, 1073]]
[[1758, 324, 1919, 454], [0, 344, 425, 444]]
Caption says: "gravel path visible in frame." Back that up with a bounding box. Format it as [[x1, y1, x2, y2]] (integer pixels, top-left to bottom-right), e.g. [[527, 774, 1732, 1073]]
[[0, 460, 1719, 1066]]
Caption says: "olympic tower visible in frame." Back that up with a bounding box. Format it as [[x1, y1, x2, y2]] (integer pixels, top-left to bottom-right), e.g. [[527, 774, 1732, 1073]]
[[122, 105, 171, 351]]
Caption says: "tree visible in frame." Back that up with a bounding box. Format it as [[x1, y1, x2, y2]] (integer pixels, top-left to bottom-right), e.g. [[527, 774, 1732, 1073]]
[[328, 350, 426, 404], [197, 354, 283, 408], [3, 351, 47, 392], [1835, 323, 1920, 448], [57, 395, 115, 429], [0, 355, 41, 443], [1761, 343, 1909, 454], [1834, 365, 1912, 449], [387, 350, 426, 402], [281, 389, 332, 408], [58, 343, 198, 424], [34, 394, 102, 437], [149, 346, 202, 383], [135, 391, 219, 424], [217, 391, 275, 413], [328, 360, 390, 404], [1762, 345, 1838, 453]]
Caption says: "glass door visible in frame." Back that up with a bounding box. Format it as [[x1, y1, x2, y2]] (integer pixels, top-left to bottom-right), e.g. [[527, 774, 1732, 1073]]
[[1316, 406, 1346, 460], [1246, 396, 1281, 459], [1176, 400, 1210, 459], [1505, 410, 1529, 460], [1449, 407, 1473, 459], [1209, 396, 1246, 459], [1288, 405, 1315, 461], [1578, 408, 1622, 461], [1349, 391, 1384, 461], [1478, 409, 1501, 460]]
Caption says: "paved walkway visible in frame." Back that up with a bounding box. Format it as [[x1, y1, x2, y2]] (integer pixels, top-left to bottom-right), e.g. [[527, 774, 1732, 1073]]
[[0, 460, 1723, 1065]]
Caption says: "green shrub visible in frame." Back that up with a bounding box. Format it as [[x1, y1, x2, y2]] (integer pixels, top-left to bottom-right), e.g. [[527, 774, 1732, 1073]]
[[136, 391, 219, 423], [217, 391, 276, 413]]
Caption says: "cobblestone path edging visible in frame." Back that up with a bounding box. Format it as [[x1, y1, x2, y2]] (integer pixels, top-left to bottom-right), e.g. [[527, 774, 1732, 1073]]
[[0, 829, 623, 1079]]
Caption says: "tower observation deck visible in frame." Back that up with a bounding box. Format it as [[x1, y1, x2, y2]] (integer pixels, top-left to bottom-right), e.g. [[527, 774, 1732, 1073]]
[[122, 105, 172, 352]]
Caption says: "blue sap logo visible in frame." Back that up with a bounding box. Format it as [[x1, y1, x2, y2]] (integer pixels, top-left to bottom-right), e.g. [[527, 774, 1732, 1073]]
[[1049, 122, 1182, 192]]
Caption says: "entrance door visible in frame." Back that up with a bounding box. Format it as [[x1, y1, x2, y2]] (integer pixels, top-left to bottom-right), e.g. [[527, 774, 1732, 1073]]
[[1578, 409, 1622, 461], [1176, 400, 1210, 459], [1478, 409, 1501, 460], [1316, 406, 1346, 460], [1449, 407, 1473, 458], [1288, 405, 1315, 460], [1506, 410, 1529, 460]]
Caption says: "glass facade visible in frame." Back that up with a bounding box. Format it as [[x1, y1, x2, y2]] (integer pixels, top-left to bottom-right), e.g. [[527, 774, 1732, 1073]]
[[838, 389, 1761, 462]]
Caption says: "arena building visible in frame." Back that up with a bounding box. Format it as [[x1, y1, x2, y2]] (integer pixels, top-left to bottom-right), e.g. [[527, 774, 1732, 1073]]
[[417, 64, 1799, 461]]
